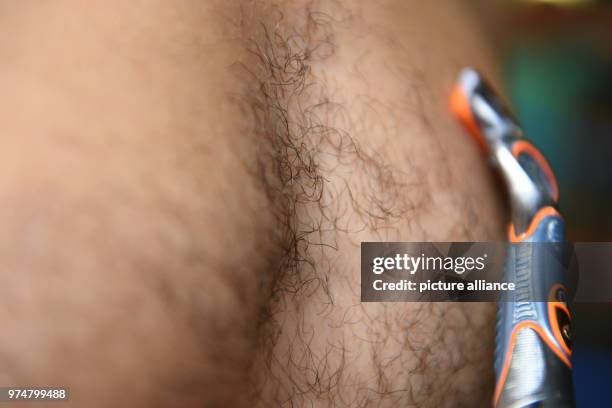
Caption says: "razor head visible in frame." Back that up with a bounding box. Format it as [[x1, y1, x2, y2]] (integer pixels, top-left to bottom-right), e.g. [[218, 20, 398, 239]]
[[450, 68, 560, 225], [450, 68, 522, 153]]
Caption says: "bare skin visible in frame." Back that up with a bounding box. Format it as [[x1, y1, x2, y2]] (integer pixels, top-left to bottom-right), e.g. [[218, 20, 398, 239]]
[[0, 1, 504, 407]]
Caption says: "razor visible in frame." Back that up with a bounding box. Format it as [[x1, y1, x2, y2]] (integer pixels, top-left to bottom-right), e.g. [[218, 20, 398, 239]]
[[450, 68, 574, 407]]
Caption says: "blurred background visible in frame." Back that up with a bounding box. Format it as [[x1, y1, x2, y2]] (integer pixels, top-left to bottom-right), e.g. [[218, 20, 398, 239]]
[[473, 1, 612, 405]]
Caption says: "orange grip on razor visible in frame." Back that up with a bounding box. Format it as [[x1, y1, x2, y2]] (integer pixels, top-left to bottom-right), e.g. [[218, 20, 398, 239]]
[[508, 206, 561, 242], [449, 85, 487, 152], [493, 320, 573, 407]]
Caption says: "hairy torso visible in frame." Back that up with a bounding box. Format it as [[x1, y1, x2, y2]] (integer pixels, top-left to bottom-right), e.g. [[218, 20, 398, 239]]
[[247, 2, 504, 406]]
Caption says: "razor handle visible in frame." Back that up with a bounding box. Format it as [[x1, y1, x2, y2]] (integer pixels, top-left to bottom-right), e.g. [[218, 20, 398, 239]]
[[494, 209, 574, 408]]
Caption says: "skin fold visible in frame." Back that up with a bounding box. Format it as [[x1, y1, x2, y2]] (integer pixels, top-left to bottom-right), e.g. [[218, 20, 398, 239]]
[[0, 1, 504, 407]]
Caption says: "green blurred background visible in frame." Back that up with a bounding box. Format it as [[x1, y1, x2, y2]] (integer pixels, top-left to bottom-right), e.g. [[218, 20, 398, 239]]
[[473, 1, 612, 405]]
